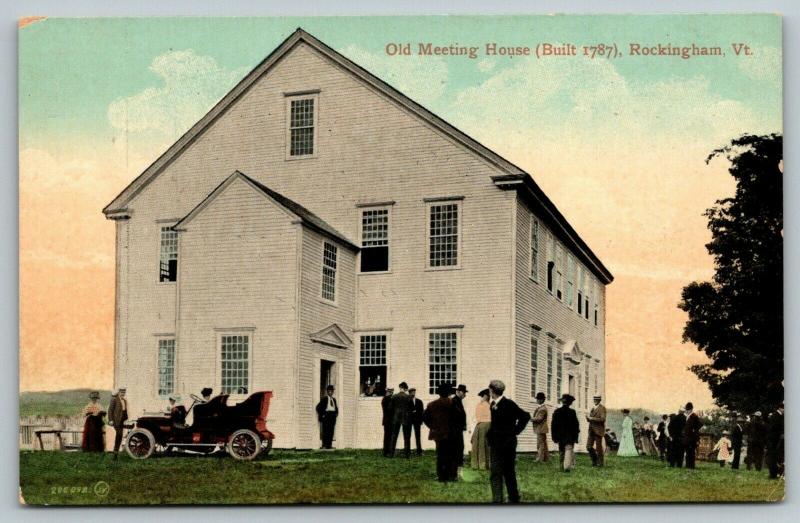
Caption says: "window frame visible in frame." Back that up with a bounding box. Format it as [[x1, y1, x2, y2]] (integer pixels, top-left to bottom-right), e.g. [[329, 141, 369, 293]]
[[285, 92, 319, 160], [156, 336, 176, 398], [426, 328, 461, 394], [530, 216, 540, 283], [358, 332, 390, 398], [358, 205, 392, 274], [425, 199, 462, 271], [566, 253, 575, 309], [217, 331, 253, 399], [546, 334, 555, 400], [321, 241, 338, 304], [530, 325, 541, 398], [555, 243, 564, 301]]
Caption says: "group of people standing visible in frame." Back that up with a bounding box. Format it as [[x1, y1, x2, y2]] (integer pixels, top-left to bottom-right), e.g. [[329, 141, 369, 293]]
[[711, 405, 785, 479], [79, 388, 129, 456]]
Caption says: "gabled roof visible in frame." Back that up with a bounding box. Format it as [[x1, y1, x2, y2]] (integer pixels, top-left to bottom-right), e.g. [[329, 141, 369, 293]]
[[309, 324, 352, 349], [173, 170, 358, 251], [103, 27, 612, 283]]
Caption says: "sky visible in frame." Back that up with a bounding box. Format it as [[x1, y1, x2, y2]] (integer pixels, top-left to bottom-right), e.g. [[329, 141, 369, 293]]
[[18, 15, 782, 412]]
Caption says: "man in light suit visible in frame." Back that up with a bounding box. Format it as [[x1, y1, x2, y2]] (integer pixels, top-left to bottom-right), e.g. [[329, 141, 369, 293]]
[[530, 392, 549, 462], [487, 379, 530, 503], [315, 385, 338, 449], [586, 395, 607, 467]]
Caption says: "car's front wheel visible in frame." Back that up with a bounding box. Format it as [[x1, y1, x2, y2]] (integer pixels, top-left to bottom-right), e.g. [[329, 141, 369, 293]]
[[125, 428, 155, 459], [227, 429, 261, 461]]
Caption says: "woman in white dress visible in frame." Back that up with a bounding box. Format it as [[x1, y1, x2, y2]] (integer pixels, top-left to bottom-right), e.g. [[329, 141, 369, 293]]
[[617, 409, 639, 457]]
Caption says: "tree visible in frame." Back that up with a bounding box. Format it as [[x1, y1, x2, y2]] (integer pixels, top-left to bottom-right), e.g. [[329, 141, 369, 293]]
[[679, 134, 782, 415]]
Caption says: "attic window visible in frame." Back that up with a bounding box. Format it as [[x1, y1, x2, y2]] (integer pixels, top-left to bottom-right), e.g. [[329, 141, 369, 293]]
[[287, 95, 317, 157], [360, 207, 390, 272]]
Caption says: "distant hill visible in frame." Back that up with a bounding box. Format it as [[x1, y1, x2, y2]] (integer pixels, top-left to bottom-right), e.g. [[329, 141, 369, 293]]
[[19, 389, 113, 418]]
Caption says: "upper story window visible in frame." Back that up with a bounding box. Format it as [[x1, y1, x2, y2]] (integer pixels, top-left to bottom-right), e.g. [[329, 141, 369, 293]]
[[577, 265, 585, 316], [566, 254, 575, 309], [428, 200, 460, 269], [360, 207, 390, 272], [594, 280, 600, 326], [555, 244, 564, 301], [286, 93, 318, 158], [322, 242, 338, 302], [584, 275, 592, 320], [530, 217, 540, 282], [159, 226, 178, 282], [359, 334, 388, 396]]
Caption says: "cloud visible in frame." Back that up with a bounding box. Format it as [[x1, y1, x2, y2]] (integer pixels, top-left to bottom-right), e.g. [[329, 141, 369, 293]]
[[107, 50, 246, 138], [338, 44, 449, 106], [738, 45, 782, 86], [477, 59, 496, 73]]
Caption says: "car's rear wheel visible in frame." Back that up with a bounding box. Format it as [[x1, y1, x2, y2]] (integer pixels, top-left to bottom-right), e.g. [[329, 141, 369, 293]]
[[227, 429, 261, 461], [125, 428, 155, 459]]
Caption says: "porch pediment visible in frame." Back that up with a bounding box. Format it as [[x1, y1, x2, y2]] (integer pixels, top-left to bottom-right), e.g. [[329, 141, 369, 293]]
[[309, 324, 352, 349], [562, 339, 584, 364]]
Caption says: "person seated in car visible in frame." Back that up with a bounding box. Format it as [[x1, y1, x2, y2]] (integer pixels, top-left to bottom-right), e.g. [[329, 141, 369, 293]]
[[200, 387, 213, 403], [167, 395, 188, 427]]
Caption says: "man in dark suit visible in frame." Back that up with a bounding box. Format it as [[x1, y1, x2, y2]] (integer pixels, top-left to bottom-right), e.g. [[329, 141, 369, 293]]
[[765, 403, 784, 479], [656, 414, 668, 461], [315, 385, 338, 449], [108, 387, 129, 456], [682, 402, 703, 469], [389, 382, 414, 458], [551, 393, 579, 472], [486, 379, 530, 503], [668, 407, 686, 467], [452, 384, 468, 473], [746, 411, 767, 471], [381, 387, 394, 457], [423, 383, 459, 482], [409, 388, 424, 456], [730, 417, 744, 469]]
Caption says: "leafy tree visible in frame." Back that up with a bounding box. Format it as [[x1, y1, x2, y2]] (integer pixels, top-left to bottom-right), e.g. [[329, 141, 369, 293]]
[[679, 134, 782, 415]]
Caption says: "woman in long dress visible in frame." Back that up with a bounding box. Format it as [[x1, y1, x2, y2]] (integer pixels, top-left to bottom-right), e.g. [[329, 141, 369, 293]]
[[617, 409, 639, 457], [81, 391, 106, 452], [640, 417, 655, 456], [470, 389, 491, 469]]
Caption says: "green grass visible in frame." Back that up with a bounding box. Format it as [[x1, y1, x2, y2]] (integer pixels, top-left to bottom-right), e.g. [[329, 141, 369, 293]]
[[19, 450, 783, 505]]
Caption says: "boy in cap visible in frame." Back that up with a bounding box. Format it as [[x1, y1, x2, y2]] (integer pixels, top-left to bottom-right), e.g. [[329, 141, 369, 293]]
[[551, 393, 579, 472]]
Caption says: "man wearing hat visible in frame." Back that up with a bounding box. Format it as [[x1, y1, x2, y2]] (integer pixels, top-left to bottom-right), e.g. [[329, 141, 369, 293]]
[[409, 388, 425, 456], [452, 384, 469, 473], [530, 392, 549, 462], [486, 380, 530, 502], [389, 382, 414, 458], [551, 393, 579, 472], [668, 406, 686, 467], [423, 383, 459, 481], [746, 411, 767, 471], [681, 402, 703, 469], [108, 387, 129, 456], [315, 384, 339, 449], [381, 387, 394, 457], [586, 395, 607, 467], [731, 416, 745, 469]]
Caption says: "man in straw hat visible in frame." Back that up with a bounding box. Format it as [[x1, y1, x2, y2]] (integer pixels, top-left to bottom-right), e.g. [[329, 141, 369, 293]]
[[551, 393, 579, 472], [586, 394, 607, 467], [108, 387, 128, 456]]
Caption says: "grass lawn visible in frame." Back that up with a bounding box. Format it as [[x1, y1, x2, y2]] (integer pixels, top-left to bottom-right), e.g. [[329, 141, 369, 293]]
[[19, 449, 783, 505]]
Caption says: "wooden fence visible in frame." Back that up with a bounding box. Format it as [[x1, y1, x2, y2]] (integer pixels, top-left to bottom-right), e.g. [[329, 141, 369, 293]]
[[19, 415, 84, 450]]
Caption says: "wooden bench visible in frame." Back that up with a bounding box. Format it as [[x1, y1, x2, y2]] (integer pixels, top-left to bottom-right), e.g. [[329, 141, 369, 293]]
[[34, 429, 83, 451]]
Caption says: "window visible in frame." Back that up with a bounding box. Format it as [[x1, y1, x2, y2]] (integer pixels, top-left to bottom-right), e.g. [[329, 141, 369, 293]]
[[578, 265, 585, 315], [530, 217, 540, 281], [555, 244, 564, 300], [360, 208, 390, 272], [566, 254, 575, 309], [530, 326, 541, 397], [428, 202, 459, 268], [546, 335, 555, 399], [594, 281, 600, 326], [584, 275, 591, 320], [288, 97, 315, 156], [220, 335, 249, 394], [322, 242, 337, 302], [428, 331, 458, 394], [556, 343, 563, 397], [159, 226, 178, 282], [157, 339, 175, 397], [594, 360, 600, 395], [359, 334, 387, 396], [584, 356, 591, 409], [547, 232, 555, 293]]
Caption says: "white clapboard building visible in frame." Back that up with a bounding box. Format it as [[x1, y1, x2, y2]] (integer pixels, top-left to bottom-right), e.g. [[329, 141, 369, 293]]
[[103, 29, 613, 450]]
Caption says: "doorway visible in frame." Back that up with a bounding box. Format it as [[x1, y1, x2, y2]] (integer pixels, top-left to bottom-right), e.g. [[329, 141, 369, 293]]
[[320, 359, 336, 400]]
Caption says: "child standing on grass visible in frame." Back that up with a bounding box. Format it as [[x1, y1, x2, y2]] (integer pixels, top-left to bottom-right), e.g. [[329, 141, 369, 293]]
[[713, 431, 732, 467]]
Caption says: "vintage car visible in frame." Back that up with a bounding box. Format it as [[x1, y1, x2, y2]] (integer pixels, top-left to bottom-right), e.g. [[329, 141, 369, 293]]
[[124, 391, 275, 460]]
